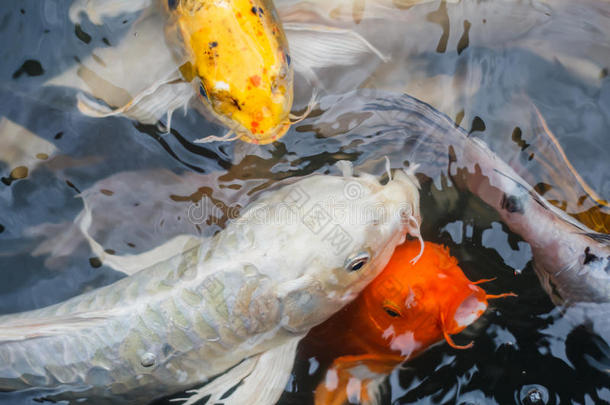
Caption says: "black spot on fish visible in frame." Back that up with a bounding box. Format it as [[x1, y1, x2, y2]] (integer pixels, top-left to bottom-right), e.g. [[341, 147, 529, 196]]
[[231, 97, 242, 111], [12, 60, 44, 79], [286, 54, 291, 66], [258, 7, 264, 14], [168, 0, 178, 10], [501, 193, 524, 214], [455, 109, 464, 127], [102, 37, 111, 46], [534, 182, 552, 196], [511, 127, 530, 151], [583, 247, 599, 265], [457, 20, 471, 55], [20, 8, 25, 14], [600, 68, 608, 79], [162, 343, 174, 357], [0, 224, 4, 234], [209, 41, 218, 48], [54, 131, 64, 140], [74, 24, 92, 44], [251, 6, 257, 14], [89, 257, 102, 268], [426, 1, 449, 53], [65, 180, 81, 194], [468, 116, 486, 135]]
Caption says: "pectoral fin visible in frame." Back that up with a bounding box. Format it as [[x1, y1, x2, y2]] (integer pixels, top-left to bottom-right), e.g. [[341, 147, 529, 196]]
[[174, 337, 302, 405], [76, 77, 193, 128], [284, 22, 389, 86]]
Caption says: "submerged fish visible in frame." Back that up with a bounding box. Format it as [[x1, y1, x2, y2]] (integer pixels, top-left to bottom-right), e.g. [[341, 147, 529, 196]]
[[302, 240, 513, 405], [166, 0, 294, 144], [70, 0, 293, 144], [58, 0, 388, 144], [0, 165, 422, 404], [310, 90, 610, 306]]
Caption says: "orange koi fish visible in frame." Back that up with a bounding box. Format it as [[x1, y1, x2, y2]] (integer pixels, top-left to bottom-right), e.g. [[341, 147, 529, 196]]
[[302, 240, 515, 405]]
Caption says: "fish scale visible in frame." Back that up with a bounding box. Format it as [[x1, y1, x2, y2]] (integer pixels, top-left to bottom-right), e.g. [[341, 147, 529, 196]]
[[0, 265, 278, 398], [0, 243, 243, 392]]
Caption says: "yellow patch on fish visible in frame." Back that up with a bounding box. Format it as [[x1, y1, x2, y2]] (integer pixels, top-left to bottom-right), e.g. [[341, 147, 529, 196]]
[[170, 0, 293, 144]]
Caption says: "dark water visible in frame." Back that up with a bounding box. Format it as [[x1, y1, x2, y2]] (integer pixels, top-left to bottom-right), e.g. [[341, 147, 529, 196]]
[[1, 0, 609, 404]]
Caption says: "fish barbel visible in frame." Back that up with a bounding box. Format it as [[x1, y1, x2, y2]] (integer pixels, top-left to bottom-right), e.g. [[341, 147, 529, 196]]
[[303, 240, 514, 405], [0, 164, 421, 404]]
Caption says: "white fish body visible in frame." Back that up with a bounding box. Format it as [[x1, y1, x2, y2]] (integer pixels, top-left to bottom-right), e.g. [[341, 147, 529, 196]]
[[0, 167, 421, 404]]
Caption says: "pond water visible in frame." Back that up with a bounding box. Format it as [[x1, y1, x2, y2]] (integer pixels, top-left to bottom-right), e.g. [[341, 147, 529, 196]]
[[1, 0, 609, 404]]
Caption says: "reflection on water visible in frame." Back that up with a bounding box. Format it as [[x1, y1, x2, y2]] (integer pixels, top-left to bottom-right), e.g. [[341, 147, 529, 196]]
[[1, 0, 609, 404]]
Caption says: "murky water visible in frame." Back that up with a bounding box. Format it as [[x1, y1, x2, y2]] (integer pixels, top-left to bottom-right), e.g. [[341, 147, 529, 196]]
[[1, 0, 609, 404]]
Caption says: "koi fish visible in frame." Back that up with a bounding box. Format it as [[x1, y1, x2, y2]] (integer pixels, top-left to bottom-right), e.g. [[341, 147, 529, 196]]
[[55, 0, 388, 144], [0, 164, 422, 404], [302, 240, 513, 405], [68, 0, 292, 144], [313, 91, 610, 306], [165, 0, 294, 144]]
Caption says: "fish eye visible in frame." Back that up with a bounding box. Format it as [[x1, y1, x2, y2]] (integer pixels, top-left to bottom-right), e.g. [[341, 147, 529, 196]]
[[384, 306, 401, 318], [199, 83, 209, 101], [345, 251, 370, 272]]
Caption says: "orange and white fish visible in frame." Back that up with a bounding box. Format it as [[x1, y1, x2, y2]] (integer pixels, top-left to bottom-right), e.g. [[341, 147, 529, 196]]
[[302, 240, 515, 405]]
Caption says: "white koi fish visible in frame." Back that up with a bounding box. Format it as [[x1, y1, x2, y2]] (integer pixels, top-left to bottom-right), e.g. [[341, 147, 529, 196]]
[[0, 164, 422, 404]]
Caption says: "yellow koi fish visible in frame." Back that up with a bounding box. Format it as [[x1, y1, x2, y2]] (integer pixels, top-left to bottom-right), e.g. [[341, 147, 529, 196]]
[[60, 0, 389, 143], [166, 0, 294, 144], [67, 0, 294, 144]]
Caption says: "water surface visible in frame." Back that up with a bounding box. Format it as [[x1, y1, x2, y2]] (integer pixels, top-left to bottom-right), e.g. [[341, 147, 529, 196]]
[[1, 0, 609, 404]]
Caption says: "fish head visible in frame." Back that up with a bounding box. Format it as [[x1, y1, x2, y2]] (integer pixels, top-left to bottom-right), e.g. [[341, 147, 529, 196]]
[[360, 241, 491, 358], [233, 166, 421, 333], [174, 0, 293, 144]]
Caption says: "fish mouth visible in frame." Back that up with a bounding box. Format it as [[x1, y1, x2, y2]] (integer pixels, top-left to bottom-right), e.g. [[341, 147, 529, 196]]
[[238, 119, 291, 145], [441, 283, 516, 349], [440, 291, 487, 350]]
